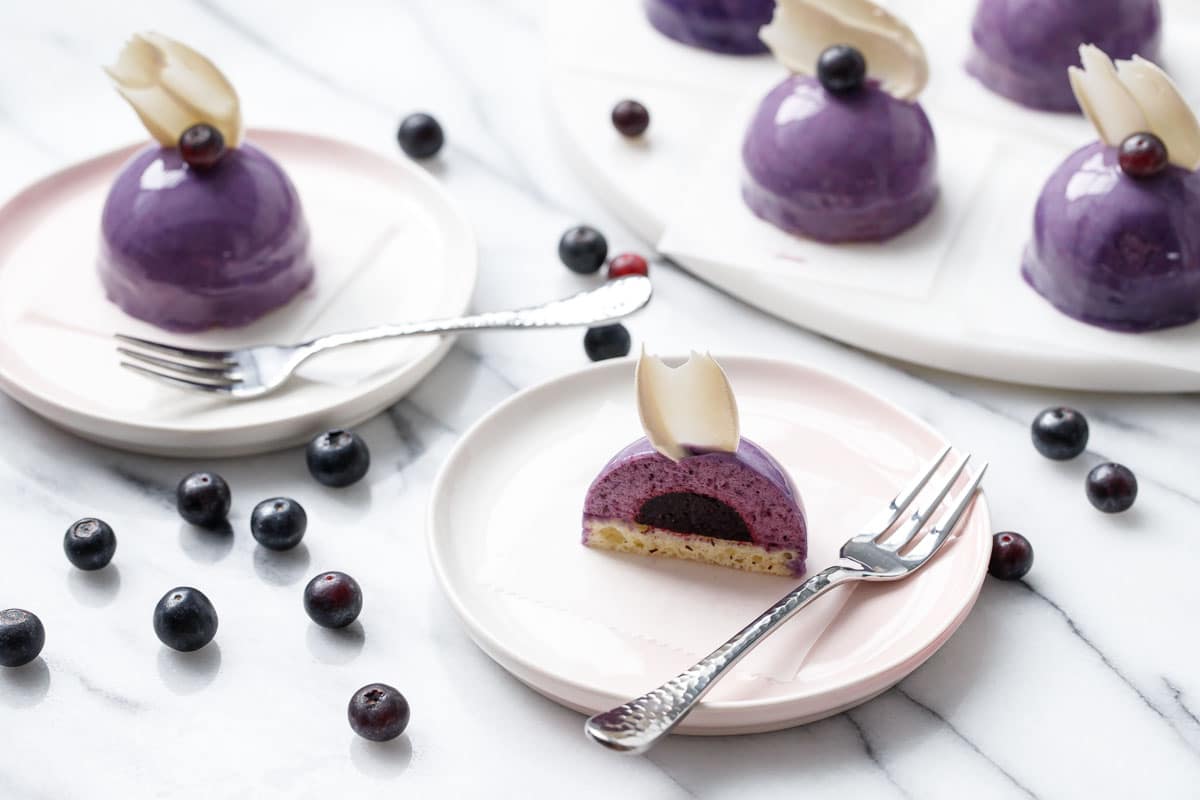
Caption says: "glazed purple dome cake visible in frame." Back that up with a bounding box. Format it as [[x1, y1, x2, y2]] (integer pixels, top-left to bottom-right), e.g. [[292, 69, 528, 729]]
[[99, 143, 313, 332], [741, 75, 938, 242], [583, 437, 807, 576], [967, 0, 1161, 112], [1022, 142, 1200, 331], [643, 0, 775, 55]]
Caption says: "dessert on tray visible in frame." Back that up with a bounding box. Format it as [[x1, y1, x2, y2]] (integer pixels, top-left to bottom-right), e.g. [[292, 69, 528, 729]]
[[643, 0, 775, 55], [582, 351, 807, 577], [1022, 46, 1200, 332], [740, 0, 937, 243], [100, 33, 313, 332], [967, 0, 1161, 113]]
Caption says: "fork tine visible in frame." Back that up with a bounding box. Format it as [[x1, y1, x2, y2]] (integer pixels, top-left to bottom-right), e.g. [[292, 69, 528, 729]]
[[114, 334, 235, 365], [907, 463, 989, 564], [862, 444, 952, 536], [118, 348, 242, 381], [881, 454, 971, 551], [119, 361, 237, 394]]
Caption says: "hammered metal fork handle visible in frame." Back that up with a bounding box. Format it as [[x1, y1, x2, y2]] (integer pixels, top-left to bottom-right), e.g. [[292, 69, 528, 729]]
[[584, 565, 860, 753]]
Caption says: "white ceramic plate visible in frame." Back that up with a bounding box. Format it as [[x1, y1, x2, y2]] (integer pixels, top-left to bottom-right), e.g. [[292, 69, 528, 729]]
[[0, 129, 476, 456], [428, 356, 991, 734], [545, 0, 1200, 392]]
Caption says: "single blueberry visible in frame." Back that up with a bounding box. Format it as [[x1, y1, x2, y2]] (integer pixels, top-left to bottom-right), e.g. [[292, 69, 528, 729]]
[[1031, 407, 1089, 460], [306, 429, 371, 488], [0, 609, 45, 668], [584, 323, 632, 361], [558, 225, 608, 274], [251, 497, 308, 551], [397, 113, 444, 159], [176, 472, 232, 527], [988, 532, 1034, 580], [153, 587, 218, 652], [817, 44, 867, 95], [1086, 463, 1138, 513], [304, 571, 363, 629], [611, 99, 650, 137], [348, 683, 410, 741], [63, 517, 117, 571]]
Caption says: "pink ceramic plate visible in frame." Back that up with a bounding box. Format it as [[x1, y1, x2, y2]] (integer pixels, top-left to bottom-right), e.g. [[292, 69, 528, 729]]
[[428, 356, 991, 734]]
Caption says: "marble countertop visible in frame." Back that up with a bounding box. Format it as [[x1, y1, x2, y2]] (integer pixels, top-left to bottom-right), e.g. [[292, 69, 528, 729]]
[[2, 2, 1199, 798]]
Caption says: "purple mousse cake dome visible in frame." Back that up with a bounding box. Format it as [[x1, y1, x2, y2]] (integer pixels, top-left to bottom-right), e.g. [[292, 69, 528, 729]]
[[99, 142, 313, 332], [583, 436, 808, 575], [1022, 141, 1200, 332], [967, 0, 1162, 112], [643, 0, 774, 55], [741, 75, 938, 243]]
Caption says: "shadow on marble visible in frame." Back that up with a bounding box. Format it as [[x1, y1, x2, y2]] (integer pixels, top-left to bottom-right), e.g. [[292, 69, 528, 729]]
[[349, 734, 413, 778], [306, 621, 366, 665], [178, 520, 235, 563], [0, 657, 51, 708], [67, 563, 122, 607], [253, 542, 311, 586], [157, 642, 222, 695]]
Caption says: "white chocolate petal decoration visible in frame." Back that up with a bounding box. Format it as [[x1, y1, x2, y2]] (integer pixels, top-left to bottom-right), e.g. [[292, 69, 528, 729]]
[[635, 350, 740, 462], [1115, 56, 1200, 171], [759, 0, 928, 101], [1070, 45, 1200, 171], [105, 32, 243, 148]]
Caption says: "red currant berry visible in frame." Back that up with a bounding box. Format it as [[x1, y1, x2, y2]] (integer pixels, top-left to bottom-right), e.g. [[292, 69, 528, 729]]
[[1118, 132, 1168, 179], [608, 253, 649, 279]]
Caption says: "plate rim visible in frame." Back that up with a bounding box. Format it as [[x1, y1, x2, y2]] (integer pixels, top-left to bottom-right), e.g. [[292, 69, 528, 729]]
[[0, 127, 478, 447], [427, 354, 991, 718]]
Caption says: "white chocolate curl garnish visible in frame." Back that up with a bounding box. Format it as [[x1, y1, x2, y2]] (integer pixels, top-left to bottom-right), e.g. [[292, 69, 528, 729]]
[[1070, 45, 1200, 171], [636, 350, 740, 462], [759, 0, 928, 101], [105, 33, 243, 148]]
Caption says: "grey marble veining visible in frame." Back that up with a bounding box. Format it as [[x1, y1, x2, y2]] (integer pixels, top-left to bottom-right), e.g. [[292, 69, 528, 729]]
[[1, 1, 1198, 798]]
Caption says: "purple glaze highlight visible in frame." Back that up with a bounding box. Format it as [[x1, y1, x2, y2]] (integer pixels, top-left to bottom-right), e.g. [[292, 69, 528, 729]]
[[643, 0, 774, 55], [967, 0, 1162, 113], [583, 436, 807, 571], [99, 142, 313, 332], [741, 75, 938, 243], [1022, 141, 1200, 332]]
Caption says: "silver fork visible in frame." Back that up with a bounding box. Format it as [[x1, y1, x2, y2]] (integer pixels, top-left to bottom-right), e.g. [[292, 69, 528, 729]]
[[584, 445, 987, 754], [116, 275, 652, 399]]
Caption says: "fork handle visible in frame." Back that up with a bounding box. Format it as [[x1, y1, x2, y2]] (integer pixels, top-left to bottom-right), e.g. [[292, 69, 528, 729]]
[[584, 565, 859, 754]]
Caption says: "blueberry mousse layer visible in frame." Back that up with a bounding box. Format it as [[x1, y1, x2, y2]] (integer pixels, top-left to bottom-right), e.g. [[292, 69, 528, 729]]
[[98, 142, 313, 332], [741, 75, 938, 242], [1022, 141, 1200, 331], [966, 0, 1161, 112], [582, 437, 807, 576], [643, 0, 775, 55]]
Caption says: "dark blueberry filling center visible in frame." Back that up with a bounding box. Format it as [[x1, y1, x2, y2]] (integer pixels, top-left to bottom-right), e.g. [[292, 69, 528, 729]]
[[635, 492, 752, 543]]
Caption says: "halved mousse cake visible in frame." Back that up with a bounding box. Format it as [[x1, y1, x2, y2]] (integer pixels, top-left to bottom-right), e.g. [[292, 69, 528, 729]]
[[967, 0, 1161, 112], [741, 0, 937, 242], [643, 0, 775, 55], [1022, 46, 1200, 331], [582, 352, 807, 577], [100, 33, 313, 332]]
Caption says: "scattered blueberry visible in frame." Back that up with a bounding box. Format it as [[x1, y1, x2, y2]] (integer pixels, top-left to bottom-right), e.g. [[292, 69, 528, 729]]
[[1086, 462, 1138, 513], [153, 587, 218, 652], [306, 429, 371, 488], [251, 497, 308, 551], [179, 123, 226, 169], [176, 471, 232, 528], [988, 532, 1033, 580], [304, 571, 363, 629], [348, 683, 410, 741], [607, 253, 649, 280], [1118, 132, 1168, 179], [63, 518, 117, 571], [0, 609, 45, 668], [584, 323, 632, 362], [611, 99, 650, 137], [1031, 406, 1089, 460], [397, 112, 444, 159], [817, 44, 867, 95], [558, 225, 608, 274]]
